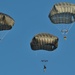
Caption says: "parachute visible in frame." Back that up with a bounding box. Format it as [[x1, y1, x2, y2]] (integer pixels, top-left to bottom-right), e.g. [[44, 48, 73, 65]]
[[48, 2, 75, 39], [0, 12, 14, 30], [30, 33, 59, 51], [0, 12, 14, 39]]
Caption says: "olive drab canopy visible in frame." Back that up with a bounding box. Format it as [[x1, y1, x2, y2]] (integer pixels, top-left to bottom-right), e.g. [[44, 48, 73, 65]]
[[30, 33, 59, 51], [48, 2, 75, 39], [49, 2, 75, 24], [0, 12, 14, 31]]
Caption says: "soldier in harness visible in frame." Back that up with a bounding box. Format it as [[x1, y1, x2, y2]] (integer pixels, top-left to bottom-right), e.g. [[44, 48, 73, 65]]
[[43, 65, 46, 72], [41, 60, 48, 72]]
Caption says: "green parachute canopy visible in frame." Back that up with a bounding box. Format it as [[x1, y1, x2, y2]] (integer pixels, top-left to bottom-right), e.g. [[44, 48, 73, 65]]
[[0, 12, 14, 31], [30, 33, 59, 51]]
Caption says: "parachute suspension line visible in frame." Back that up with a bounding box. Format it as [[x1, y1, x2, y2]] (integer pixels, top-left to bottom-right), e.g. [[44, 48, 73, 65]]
[[0, 30, 10, 40], [54, 24, 67, 34], [63, 24, 68, 34], [0, 31, 5, 40], [63, 23, 74, 35], [54, 24, 62, 32], [66, 23, 74, 34], [62, 23, 74, 40], [54, 23, 74, 34], [53, 23, 73, 40], [2, 30, 10, 40]]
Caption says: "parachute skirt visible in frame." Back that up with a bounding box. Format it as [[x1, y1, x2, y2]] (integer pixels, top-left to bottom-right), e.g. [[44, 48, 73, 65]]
[[0, 24, 12, 30]]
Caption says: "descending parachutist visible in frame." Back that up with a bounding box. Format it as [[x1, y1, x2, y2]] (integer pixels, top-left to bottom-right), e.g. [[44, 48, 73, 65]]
[[43, 65, 46, 72], [49, 2, 74, 39], [64, 36, 67, 40]]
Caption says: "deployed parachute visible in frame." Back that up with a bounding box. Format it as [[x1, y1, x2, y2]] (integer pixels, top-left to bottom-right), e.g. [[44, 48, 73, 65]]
[[49, 2, 75, 24], [48, 2, 75, 39], [0, 12, 14, 30], [0, 12, 14, 39], [30, 33, 59, 51]]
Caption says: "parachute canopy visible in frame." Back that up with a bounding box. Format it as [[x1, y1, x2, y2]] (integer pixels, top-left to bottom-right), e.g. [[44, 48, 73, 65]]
[[49, 2, 75, 24], [0, 12, 14, 31], [30, 33, 59, 51]]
